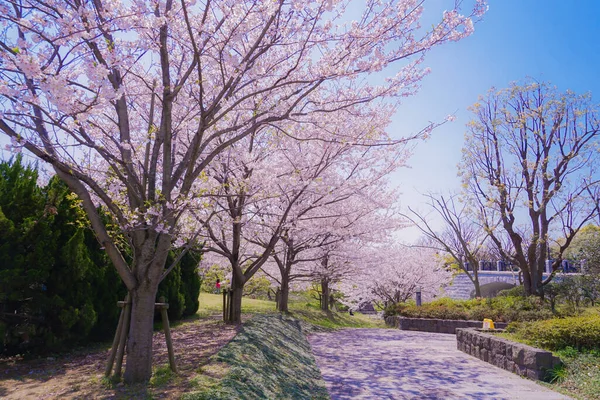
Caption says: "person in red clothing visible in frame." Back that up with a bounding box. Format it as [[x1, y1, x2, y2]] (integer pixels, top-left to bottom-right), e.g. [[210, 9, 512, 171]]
[[215, 278, 221, 294]]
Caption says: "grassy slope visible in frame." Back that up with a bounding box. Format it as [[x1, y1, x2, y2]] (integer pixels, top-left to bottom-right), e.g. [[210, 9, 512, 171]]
[[182, 314, 330, 400], [183, 292, 386, 399]]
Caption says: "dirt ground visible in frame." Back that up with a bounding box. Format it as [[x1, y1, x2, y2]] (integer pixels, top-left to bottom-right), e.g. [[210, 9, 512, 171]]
[[0, 316, 238, 399]]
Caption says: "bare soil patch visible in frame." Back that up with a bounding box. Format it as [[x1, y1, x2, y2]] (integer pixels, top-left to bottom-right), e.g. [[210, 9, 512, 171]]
[[0, 316, 238, 399]]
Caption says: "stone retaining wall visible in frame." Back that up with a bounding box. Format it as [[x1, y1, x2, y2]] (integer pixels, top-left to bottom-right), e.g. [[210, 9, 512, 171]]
[[385, 316, 507, 334], [456, 328, 561, 381]]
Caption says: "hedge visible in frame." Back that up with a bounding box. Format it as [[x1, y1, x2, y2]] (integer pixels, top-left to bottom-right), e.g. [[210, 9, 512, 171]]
[[385, 296, 554, 323], [510, 315, 600, 351]]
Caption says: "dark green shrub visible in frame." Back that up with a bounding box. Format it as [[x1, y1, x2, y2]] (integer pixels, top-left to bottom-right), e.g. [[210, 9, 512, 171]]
[[0, 159, 126, 354], [157, 248, 202, 321], [180, 250, 202, 317], [514, 315, 600, 351], [0, 157, 201, 355], [158, 261, 186, 321]]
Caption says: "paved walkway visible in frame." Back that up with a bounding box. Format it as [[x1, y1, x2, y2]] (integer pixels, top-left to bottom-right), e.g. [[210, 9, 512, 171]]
[[308, 329, 570, 400]]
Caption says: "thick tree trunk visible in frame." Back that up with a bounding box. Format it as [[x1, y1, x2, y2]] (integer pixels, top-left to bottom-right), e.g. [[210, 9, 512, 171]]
[[522, 265, 534, 295], [123, 284, 159, 383], [122, 233, 170, 383], [229, 278, 244, 324], [278, 274, 290, 313], [321, 278, 330, 311]]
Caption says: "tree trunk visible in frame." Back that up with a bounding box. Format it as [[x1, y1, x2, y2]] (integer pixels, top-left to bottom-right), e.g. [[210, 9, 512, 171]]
[[278, 274, 290, 313], [522, 264, 534, 295], [229, 278, 244, 324], [123, 284, 159, 383], [472, 272, 481, 298], [321, 278, 330, 311]]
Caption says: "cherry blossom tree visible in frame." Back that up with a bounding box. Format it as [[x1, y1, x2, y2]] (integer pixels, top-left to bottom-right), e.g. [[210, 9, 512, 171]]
[[401, 192, 489, 297], [0, 0, 486, 382], [338, 245, 451, 309]]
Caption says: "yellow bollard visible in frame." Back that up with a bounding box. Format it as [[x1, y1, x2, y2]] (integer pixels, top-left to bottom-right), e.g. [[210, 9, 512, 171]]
[[482, 318, 495, 330]]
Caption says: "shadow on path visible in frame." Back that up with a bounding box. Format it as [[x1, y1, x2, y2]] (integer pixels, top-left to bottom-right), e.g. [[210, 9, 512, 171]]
[[308, 329, 570, 400]]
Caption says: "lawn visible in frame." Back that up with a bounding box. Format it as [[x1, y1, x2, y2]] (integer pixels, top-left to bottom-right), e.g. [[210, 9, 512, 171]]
[[198, 291, 385, 330]]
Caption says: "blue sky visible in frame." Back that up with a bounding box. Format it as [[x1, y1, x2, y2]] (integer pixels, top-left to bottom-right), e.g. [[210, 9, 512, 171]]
[[390, 0, 600, 240]]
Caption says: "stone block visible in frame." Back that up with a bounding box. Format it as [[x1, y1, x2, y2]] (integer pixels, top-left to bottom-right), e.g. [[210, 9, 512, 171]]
[[492, 340, 506, 356], [512, 346, 524, 364], [505, 345, 512, 359], [505, 360, 515, 373], [481, 348, 489, 362], [523, 349, 552, 370], [482, 336, 491, 349], [515, 364, 527, 377], [526, 369, 542, 381], [493, 355, 506, 369], [474, 346, 480, 359]]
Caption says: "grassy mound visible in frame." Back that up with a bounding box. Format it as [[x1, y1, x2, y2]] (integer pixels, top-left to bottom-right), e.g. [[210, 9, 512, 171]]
[[183, 314, 329, 400]]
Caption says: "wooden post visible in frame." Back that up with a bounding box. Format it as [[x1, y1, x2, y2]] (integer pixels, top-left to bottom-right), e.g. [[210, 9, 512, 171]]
[[114, 294, 132, 378], [228, 289, 234, 322], [104, 294, 128, 377], [159, 296, 177, 373], [224, 289, 231, 322], [223, 289, 228, 322]]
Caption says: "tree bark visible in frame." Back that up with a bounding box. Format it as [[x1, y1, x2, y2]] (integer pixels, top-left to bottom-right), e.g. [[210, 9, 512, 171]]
[[229, 274, 245, 324], [278, 274, 290, 313], [123, 284, 159, 383], [321, 278, 330, 311]]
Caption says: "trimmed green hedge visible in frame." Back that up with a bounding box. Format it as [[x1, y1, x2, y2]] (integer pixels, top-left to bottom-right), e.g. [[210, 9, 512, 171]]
[[509, 315, 600, 351], [385, 296, 554, 323]]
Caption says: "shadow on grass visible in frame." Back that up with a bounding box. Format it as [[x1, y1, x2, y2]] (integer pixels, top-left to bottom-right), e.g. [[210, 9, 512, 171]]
[[183, 314, 329, 400]]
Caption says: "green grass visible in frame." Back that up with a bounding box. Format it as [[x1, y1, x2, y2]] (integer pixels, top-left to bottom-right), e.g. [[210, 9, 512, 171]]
[[543, 348, 600, 400], [149, 364, 177, 388], [198, 291, 385, 330], [182, 314, 330, 400], [198, 293, 276, 317]]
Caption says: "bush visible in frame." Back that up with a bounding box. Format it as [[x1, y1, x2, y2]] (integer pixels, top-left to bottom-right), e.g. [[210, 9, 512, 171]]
[[385, 296, 554, 322], [0, 157, 201, 355], [497, 285, 527, 297], [243, 274, 273, 299], [513, 315, 600, 351], [0, 159, 126, 354], [157, 249, 203, 321]]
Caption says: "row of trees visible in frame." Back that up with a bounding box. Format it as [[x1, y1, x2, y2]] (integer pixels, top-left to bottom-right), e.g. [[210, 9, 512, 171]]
[[0, 0, 487, 382], [407, 81, 600, 297], [0, 156, 201, 355]]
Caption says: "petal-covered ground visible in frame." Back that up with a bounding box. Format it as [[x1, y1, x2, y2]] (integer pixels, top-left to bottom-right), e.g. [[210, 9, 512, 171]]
[[0, 316, 238, 399], [309, 329, 571, 400]]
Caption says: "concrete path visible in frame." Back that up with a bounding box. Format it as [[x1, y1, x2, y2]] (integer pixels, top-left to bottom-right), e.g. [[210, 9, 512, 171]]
[[308, 329, 570, 400]]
